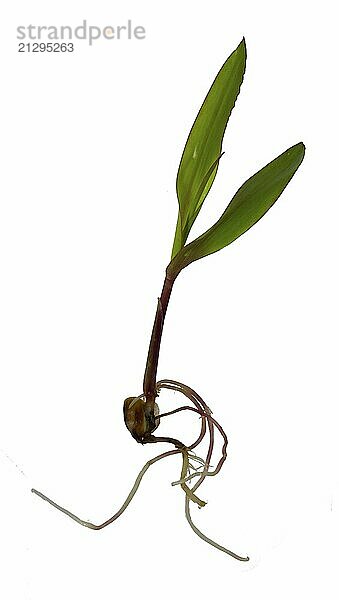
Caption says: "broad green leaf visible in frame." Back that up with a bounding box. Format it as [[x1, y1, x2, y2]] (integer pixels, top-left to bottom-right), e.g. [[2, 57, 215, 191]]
[[168, 142, 305, 278], [172, 38, 247, 258]]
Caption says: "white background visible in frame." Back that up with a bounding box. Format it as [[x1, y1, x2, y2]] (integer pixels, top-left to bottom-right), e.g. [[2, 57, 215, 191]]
[[0, 1, 338, 598]]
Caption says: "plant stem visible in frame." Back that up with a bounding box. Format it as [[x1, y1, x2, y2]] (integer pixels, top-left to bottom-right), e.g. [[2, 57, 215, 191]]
[[143, 272, 175, 402]]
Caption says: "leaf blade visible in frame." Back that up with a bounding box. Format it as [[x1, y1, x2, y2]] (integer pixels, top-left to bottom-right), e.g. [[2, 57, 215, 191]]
[[168, 142, 305, 277], [171, 152, 224, 258], [174, 38, 247, 254]]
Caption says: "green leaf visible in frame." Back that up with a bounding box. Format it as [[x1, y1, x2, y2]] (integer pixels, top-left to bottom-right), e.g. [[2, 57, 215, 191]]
[[172, 152, 225, 257], [168, 142, 305, 278], [172, 38, 247, 258]]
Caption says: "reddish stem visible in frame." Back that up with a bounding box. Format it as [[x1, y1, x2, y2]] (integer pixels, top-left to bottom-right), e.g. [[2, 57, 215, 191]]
[[143, 274, 175, 401]]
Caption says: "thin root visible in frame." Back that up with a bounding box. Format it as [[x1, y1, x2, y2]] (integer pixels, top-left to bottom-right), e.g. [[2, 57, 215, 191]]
[[32, 449, 179, 530], [179, 449, 207, 508], [32, 378, 249, 561], [185, 496, 249, 562], [157, 378, 249, 561]]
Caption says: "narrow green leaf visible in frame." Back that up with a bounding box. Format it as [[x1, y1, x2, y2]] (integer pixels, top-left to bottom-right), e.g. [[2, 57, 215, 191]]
[[171, 152, 225, 258], [172, 38, 247, 257], [168, 142, 305, 278], [171, 212, 183, 259]]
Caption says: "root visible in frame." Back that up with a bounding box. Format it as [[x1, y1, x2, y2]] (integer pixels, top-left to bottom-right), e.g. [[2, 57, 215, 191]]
[[179, 449, 207, 508], [32, 449, 179, 530], [185, 497, 249, 561], [156, 379, 249, 561], [32, 378, 249, 561]]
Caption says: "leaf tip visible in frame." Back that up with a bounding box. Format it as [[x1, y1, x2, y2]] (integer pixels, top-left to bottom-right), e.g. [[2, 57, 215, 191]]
[[295, 141, 306, 163], [238, 37, 247, 56]]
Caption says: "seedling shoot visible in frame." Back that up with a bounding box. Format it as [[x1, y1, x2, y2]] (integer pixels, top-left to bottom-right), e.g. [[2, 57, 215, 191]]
[[32, 38, 305, 561]]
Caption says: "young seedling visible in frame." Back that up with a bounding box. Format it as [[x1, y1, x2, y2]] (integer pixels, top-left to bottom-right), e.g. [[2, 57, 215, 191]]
[[32, 38, 305, 561]]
